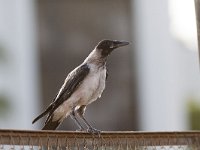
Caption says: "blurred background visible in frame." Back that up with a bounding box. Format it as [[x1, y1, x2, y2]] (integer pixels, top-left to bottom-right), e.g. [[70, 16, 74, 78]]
[[0, 0, 199, 131]]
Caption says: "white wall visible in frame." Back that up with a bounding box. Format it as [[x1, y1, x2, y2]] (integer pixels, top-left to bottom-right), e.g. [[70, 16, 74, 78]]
[[0, 0, 40, 129], [132, 0, 200, 131]]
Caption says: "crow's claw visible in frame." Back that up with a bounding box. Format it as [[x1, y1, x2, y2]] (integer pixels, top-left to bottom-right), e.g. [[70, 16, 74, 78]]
[[87, 128, 101, 136]]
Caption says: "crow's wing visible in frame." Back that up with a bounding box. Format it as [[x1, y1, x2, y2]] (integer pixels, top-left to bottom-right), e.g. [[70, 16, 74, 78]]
[[32, 63, 90, 124]]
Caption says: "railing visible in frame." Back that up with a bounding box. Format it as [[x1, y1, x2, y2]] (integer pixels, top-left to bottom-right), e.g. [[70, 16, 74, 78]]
[[0, 129, 200, 149]]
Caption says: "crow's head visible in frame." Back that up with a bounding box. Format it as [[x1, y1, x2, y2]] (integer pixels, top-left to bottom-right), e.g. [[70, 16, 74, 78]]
[[95, 39, 129, 57]]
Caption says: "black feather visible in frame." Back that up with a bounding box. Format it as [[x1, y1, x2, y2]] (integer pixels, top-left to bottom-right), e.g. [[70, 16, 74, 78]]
[[32, 104, 53, 124], [42, 117, 62, 130], [44, 64, 90, 124], [32, 63, 90, 126]]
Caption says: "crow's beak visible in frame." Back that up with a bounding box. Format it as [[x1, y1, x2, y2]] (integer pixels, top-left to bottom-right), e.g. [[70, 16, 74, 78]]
[[113, 41, 129, 49]]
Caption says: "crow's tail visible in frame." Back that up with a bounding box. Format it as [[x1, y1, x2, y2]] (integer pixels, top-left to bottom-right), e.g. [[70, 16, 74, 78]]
[[32, 104, 53, 124], [42, 117, 62, 130]]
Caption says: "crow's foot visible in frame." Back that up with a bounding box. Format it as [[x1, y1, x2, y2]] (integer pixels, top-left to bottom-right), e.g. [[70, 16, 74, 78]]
[[87, 128, 101, 136]]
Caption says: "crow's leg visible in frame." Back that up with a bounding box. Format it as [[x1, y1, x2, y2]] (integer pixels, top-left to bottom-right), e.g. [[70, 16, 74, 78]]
[[70, 108, 85, 131], [77, 105, 101, 134]]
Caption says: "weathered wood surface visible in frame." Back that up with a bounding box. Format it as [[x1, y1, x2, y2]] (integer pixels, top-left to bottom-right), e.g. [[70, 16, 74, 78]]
[[0, 129, 200, 147]]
